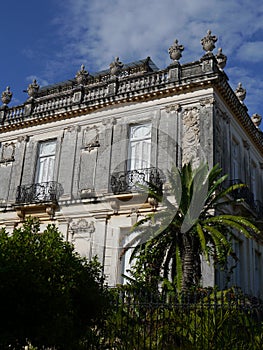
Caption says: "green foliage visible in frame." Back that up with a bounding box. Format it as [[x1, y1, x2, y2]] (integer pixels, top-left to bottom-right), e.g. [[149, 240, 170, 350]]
[[125, 163, 260, 293], [101, 288, 263, 350], [0, 217, 111, 349]]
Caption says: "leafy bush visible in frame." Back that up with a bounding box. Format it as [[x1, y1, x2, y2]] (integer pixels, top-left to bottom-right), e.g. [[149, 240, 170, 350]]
[[0, 218, 111, 349]]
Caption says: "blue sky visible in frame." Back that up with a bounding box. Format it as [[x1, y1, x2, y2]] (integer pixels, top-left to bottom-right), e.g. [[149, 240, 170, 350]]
[[1, 0, 263, 128]]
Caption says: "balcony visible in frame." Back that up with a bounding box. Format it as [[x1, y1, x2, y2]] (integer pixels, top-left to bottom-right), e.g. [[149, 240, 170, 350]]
[[227, 179, 262, 220], [16, 181, 63, 205], [110, 167, 164, 195]]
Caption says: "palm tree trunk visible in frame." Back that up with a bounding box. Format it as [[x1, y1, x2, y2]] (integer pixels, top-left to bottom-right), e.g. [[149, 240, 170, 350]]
[[181, 234, 195, 292]]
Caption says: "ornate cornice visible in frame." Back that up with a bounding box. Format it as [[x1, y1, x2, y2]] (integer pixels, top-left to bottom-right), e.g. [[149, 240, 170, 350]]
[[0, 55, 262, 155]]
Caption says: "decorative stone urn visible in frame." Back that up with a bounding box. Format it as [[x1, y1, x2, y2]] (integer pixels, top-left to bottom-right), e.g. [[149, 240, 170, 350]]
[[168, 39, 184, 62], [215, 48, 227, 70], [27, 79, 39, 99], [109, 57, 123, 76], [1, 86, 12, 105], [75, 64, 89, 85], [251, 113, 262, 129], [201, 30, 218, 53], [235, 82, 246, 103]]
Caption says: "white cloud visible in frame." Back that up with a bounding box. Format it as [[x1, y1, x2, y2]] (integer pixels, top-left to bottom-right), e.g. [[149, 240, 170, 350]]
[[46, 0, 263, 118], [236, 41, 263, 63], [53, 0, 263, 70]]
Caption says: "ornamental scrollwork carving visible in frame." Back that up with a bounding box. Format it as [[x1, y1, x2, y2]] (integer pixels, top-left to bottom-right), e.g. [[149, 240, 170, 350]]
[[182, 107, 200, 167], [0, 142, 16, 163], [69, 219, 95, 242]]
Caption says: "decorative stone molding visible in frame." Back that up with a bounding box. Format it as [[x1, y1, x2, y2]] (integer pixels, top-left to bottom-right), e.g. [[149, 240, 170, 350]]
[[199, 97, 215, 107], [102, 117, 117, 127], [165, 103, 181, 113], [182, 107, 200, 166], [82, 125, 100, 152], [79, 188, 96, 199], [17, 135, 29, 143], [64, 124, 81, 133], [243, 139, 250, 150], [127, 208, 140, 225], [0, 142, 15, 163], [69, 219, 95, 241]]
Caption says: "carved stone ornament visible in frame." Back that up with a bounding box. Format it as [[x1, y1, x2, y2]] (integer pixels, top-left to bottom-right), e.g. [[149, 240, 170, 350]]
[[83, 126, 100, 152], [235, 82, 246, 103], [109, 57, 123, 76], [201, 30, 218, 54], [69, 219, 95, 239], [165, 104, 181, 113], [75, 64, 89, 85], [215, 48, 227, 70], [1, 86, 12, 105], [251, 113, 262, 129], [27, 79, 39, 99], [182, 107, 200, 167], [0, 142, 15, 163], [168, 39, 184, 62]]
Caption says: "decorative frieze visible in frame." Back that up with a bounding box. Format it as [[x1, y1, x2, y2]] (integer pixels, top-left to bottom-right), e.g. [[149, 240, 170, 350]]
[[182, 107, 200, 166]]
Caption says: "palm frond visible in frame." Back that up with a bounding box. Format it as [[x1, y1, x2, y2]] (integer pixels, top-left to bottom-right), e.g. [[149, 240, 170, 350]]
[[196, 223, 209, 262]]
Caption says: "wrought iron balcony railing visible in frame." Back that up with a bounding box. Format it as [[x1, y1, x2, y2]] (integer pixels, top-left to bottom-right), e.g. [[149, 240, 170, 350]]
[[227, 179, 263, 219], [110, 167, 164, 195], [16, 181, 63, 205], [227, 179, 254, 205]]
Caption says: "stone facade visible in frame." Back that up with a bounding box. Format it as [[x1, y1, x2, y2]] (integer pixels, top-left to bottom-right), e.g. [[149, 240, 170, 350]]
[[0, 34, 262, 296]]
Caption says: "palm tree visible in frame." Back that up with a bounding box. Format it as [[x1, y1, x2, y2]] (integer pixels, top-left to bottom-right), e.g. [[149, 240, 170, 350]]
[[124, 163, 260, 292]]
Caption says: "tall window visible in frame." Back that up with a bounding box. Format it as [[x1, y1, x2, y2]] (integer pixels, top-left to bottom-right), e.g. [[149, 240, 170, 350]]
[[232, 139, 240, 181], [128, 123, 151, 171], [251, 161, 257, 200], [35, 140, 56, 184]]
